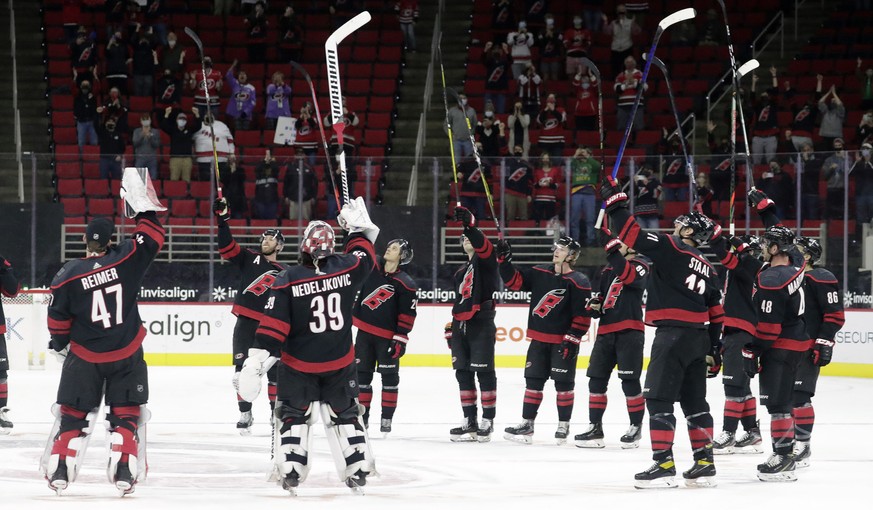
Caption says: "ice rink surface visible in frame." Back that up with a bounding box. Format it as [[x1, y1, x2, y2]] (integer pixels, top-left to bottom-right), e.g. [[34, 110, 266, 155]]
[[1, 366, 871, 509]]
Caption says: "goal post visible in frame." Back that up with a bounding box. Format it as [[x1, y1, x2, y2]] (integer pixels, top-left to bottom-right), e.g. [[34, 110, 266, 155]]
[[2, 289, 53, 370]]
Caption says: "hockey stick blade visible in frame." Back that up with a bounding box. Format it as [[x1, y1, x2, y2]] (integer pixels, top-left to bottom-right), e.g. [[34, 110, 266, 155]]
[[325, 12, 372, 126], [578, 57, 601, 80], [642, 53, 667, 73], [737, 59, 760, 78], [658, 8, 695, 30], [183, 27, 203, 54]]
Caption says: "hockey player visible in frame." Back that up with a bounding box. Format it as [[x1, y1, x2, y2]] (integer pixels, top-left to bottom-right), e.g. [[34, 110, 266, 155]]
[[239, 197, 379, 493], [0, 255, 20, 433], [498, 236, 591, 445], [44, 168, 165, 495], [599, 176, 723, 489], [352, 238, 418, 435], [575, 232, 651, 449], [791, 236, 845, 468], [447, 206, 500, 442], [214, 197, 286, 434], [743, 226, 810, 481]]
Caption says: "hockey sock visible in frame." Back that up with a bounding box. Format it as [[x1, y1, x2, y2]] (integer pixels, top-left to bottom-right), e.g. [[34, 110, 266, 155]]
[[477, 371, 497, 420], [792, 403, 815, 442], [456, 370, 478, 419], [0, 378, 7, 408], [268, 383, 277, 412], [740, 396, 758, 430], [770, 413, 795, 455], [522, 389, 543, 420], [722, 398, 743, 433], [647, 400, 676, 460], [52, 406, 90, 461], [238, 397, 253, 413], [685, 411, 715, 459], [589, 393, 607, 424], [555, 381, 575, 422], [109, 406, 141, 463], [381, 373, 399, 420], [622, 379, 644, 425]]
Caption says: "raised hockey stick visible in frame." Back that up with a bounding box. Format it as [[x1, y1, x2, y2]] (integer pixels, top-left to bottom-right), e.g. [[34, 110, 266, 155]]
[[728, 59, 760, 234], [594, 8, 696, 229], [288, 60, 342, 212], [579, 57, 605, 171], [184, 27, 222, 198], [325, 11, 372, 207], [437, 34, 461, 207]]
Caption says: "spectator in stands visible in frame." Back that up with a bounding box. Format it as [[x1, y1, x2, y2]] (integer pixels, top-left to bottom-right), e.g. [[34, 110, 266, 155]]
[[823, 138, 848, 219], [70, 26, 98, 88], [491, 0, 516, 39], [155, 68, 182, 111], [786, 97, 817, 153], [633, 166, 661, 229], [131, 25, 159, 97], [673, 19, 698, 47], [445, 92, 477, 159], [132, 112, 162, 180], [284, 149, 318, 221], [396, 1, 419, 52], [245, 1, 268, 64], [797, 142, 822, 223], [695, 172, 715, 217], [294, 105, 319, 167], [853, 143, 873, 230], [517, 63, 542, 118], [817, 77, 846, 150], [476, 112, 506, 162], [537, 16, 562, 81], [658, 128, 689, 202], [161, 32, 186, 78], [241, 0, 263, 15], [161, 106, 202, 183], [503, 146, 533, 221], [187, 56, 222, 120], [97, 116, 125, 180], [756, 159, 794, 218], [104, 29, 131, 96], [569, 146, 600, 246], [536, 93, 568, 163], [96, 87, 129, 133], [857, 58, 873, 111], [532, 152, 562, 222], [225, 61, 257, 131], [323, 96, 359, 167], [278, 5, 304, 63], [858, 110, 873, 146], [253, 149, 280, 220], [224, 158, 248, 220], [194, 113, 235, 182], [706, 120, 732, 200], [457, 155, 491, 220], [572, 66, 598, 133], [750, 67, 780, 165], [521, 0, 548, 30], [507, 21, 535, 79], [74, 80, 99, 148], [143, 0, 168, 46], [582, 0, 605, 33], [563, 16, 593, 78], [604, 5, 641, 77], [481, 41, 511, 114], [614, 56, 647, 135], [698, 9, 725, 46], [508, 100, 531, 159], [265, 71, 292, 130], [62, 1, 83, 44]]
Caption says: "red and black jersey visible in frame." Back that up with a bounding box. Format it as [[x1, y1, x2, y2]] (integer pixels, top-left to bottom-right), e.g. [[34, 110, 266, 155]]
[[503, 157, 534, 197], [452, 225, 499, 321], [500, 262, 591, 343], [353, 259, 418, 342], [608, 208, 724, 330], [801, 267, 845, 342], [217, 221, 286, 321], [0, 258, 21, 335], [254, 233, 377, 374], [47, 213, 165, 363], [753, 264, 810, 352], [596, 252, 651, 335], [709, 238, 765, 336]]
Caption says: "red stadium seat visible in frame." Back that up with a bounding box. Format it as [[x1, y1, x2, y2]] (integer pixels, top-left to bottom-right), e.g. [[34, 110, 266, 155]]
[[63, 197, 86, 216], [55, 161, 81, 178], [190, 181, 214, 200], [88, 198, 116, 217], [57, 178, 83, 198], [171, 199, 198, 217], [163, 180, 189, 199], [84, 178, 109, 197]]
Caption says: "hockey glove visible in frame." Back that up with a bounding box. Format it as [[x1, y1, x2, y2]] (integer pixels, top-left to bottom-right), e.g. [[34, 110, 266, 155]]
[[120, 167, 167, 218], [388, 336, 407, 359], [585, 292, 603, 318], [444, 321, 454, 349], [706, 341, 723, 378], [47, 342, 69, 364], [811, 338, 835, 367], [338, 196, 380, 243], [747, 187, 776, 214], [599, 176, 628, 213], [560, 334, 581, 361], [237, 348, 278, 402], [708, 222, 723, 245], [742, 343, 763, 379], [213, 197, 230, 222], [453, 206, 476, 227], [604, 237, 623, 255], [495, 239, 512, 263], [728, 235, 750, 254]]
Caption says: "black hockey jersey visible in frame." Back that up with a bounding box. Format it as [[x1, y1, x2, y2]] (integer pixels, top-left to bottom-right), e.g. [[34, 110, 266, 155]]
[[608, 208, 724, 330], [596, 252, 651, 335], [254, 233, 376, 373], [0, 258, 21, 335], [48, 213, 165, 363], [753, 264, 810, 352], [452, 225, 500, 321], [801, 267, 845, 342], [218, 221, 286, 321], [500, 262, 591, 343], [710, 238, 765, 336], [353, 259, 418, 341]]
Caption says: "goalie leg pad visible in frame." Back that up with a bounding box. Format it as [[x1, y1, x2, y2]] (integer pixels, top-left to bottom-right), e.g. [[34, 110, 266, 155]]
[[275, 403, 316, 484], [320, 402, 375, 483], [41, 404, 100, 488], [106, 405, 147, 489]]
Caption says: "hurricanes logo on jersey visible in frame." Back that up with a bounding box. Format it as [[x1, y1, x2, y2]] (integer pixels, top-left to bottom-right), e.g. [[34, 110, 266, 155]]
[[666, 158, 682, 176], [603, 277, 623, 311], [458, 265, 475, 304], [362, 284, 395, 310], [244, 270, 280, 296], [508, 168, 528, 182], [532, 289, 565, 318]]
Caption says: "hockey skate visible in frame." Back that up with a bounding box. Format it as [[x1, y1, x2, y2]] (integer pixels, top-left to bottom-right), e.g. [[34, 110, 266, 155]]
[[757, 453, 798, 482], [682, 449, 717, 488], [281, 471, 300, 496], [503, 419, 535, 445], [345, 469, 368, 495], [113, 461, 136, 496], [791, 440, 811, 468], [634, 458, 678, 489], [620, 423, 643, 449], [477, 419, 493, 443], [237, 411, 253, 436], [712, 430, 736, 454], [574, 423, 605, 448], [449, 417, 478, 442], [555, 421, 570, 445], [47, 461, 69, 495], [0, 407, 11, 434], [380, 418, 392, 437], [734, 427, 763, 454]]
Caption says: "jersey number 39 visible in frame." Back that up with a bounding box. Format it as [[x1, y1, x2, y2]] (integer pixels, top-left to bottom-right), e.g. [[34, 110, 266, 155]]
[[310, 294, 344, 333]]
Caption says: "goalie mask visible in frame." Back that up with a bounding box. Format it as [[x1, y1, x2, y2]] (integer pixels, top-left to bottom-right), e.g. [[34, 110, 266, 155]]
[[795, 235, 822, 263], [388, 238, 413, 265], [301, 221, 335, 259]]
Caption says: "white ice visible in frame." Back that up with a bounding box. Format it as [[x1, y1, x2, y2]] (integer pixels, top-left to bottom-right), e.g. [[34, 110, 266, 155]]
[[1, 367, 871, 509]]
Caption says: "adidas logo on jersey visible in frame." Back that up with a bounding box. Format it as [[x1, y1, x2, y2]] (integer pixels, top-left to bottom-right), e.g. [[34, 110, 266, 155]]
[[92, 262, 102, 269]]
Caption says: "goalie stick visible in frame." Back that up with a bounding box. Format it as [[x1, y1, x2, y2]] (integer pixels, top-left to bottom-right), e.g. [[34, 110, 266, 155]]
[[184, 27, 222, 198], [437, 33, 462, 207], [579, 57, 605, 171]]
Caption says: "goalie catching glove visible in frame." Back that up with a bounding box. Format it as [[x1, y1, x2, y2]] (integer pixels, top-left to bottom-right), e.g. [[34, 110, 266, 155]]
[[237, 348, 278, 402], [120, 167, 167, 218], [337, 196, 380, 243]]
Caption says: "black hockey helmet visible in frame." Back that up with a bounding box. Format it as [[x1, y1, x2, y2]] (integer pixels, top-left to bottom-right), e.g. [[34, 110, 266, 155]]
[[553, 235, 581, 261], [674, 211, 715, 246], [762, 225, 795, 254], [795, 235, 822, 263], [388, 238, 414, 265], [262, 228, 285, 245]]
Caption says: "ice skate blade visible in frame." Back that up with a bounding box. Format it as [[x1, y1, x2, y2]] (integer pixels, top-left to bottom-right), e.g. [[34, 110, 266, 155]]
[[574, 438, 606, 449], [794, 458, 810, 468], [0, 427, 11, 436], [116, 481, 135, 497], [555, 437, 567, 446], [238, 427, 252, 437], [713, 446, 735, 455], [684, 476, 717, 488], [503, 433, 533, 445], [620, 439, 640, 449], [476, 434, 492, 443], [757, 471, 798, 482], [734, 444, 763, 454], [49, 480, 67, 496], [634, 477, 678, 489], [345, 477, 366, 495], [381, 432, 390, 439], [449, 432, 478, 442]]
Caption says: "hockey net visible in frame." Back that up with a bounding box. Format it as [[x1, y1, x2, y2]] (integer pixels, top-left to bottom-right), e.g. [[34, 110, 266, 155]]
[[2, 289, 52, 370]]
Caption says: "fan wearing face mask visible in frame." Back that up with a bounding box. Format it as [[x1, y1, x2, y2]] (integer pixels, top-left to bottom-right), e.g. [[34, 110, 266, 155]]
[[161, 106, 202, 183]]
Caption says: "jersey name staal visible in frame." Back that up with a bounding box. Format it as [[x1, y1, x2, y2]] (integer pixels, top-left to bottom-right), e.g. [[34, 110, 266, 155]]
[[80, 267, 120, 290], [290, 273, 353, 298], [688, 258, 711, 278]]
